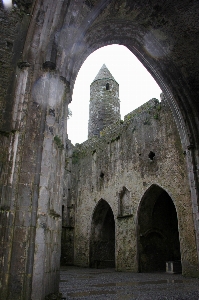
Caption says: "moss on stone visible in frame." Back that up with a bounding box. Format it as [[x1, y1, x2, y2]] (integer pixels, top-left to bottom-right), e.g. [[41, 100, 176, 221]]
[[111, 135, 120, 143], [54, 135, 64, 150], [72, 150, 80, 164], [143, 117, 151, 125], [49, 209, 61, 219], [153, 113, 159, 120], [0, 130, 16, 137], [0, 205, 10, 212]]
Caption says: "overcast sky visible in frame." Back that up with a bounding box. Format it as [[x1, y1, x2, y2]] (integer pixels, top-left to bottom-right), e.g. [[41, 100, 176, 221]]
[[67, 44, 162, 145]]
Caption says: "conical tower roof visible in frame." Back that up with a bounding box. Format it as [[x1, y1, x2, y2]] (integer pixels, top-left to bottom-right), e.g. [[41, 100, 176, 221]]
[[93, 64, 117, 82]]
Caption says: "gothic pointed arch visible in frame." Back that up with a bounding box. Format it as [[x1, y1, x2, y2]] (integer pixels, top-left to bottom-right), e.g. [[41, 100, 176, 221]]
[[89, 199, 115, 268], [137, 184, 181, 272], [1, 1, 199, 298]]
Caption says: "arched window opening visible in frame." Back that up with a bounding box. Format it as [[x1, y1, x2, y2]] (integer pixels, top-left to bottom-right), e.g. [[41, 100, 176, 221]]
[[138, 185, 181, 273], [106, 83, 110, 90], [90, 199, 115, 268]]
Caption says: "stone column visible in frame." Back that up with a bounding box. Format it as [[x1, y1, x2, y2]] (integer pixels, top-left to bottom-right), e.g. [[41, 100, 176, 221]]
[[30, 70, 69, 300], [0, 63, 69, 299], [0, 62, 32, 300]]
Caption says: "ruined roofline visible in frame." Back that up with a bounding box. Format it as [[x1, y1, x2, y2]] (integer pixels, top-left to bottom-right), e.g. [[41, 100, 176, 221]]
[[124, 98, 161, 122], [74, 98, 162, 152]]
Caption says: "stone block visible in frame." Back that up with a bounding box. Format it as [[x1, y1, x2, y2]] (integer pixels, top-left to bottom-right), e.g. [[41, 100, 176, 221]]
[[166, 261, 182, 274], [17, 184, 32, 208]]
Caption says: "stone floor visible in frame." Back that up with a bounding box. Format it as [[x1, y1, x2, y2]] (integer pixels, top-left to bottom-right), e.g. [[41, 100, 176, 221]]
[[59, 266, 199, 299]]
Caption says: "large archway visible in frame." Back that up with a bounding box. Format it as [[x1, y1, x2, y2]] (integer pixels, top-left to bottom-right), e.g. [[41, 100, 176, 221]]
[[68, 44, 161, 144], [138, 185, 181, 273], [1, 1, 199, 298], [90, 199, 115, 268]]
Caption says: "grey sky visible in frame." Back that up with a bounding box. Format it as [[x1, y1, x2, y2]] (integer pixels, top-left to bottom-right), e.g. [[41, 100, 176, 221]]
[[68, 45, 162, 145]]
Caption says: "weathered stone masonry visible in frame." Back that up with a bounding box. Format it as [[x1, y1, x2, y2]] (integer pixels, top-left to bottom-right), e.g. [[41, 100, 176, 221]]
[[88, 64, 120, 138], [1, 1, 199, 299], [63, 96, 199, 277]]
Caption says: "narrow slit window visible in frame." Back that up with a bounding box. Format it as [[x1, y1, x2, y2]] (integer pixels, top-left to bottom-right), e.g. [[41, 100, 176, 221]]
[[106, 83, 109, 90], [148, 151, 155, 161]]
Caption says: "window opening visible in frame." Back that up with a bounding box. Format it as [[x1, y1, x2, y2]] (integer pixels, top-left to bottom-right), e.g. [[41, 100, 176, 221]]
[[148, 151, 155, 160]]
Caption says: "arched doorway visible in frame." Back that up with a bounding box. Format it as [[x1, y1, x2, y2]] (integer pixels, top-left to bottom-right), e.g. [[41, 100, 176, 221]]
[[138, 185, 181, 273], [90, 199, 115, 268]]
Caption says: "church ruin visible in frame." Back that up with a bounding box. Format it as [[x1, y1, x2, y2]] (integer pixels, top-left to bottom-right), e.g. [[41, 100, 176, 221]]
[[0, 1, 199, 299], [61, 65, 197, 275]]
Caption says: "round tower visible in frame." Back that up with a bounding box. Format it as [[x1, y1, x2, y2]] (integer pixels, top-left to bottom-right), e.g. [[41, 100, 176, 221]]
[[88, 64, 120, 138]]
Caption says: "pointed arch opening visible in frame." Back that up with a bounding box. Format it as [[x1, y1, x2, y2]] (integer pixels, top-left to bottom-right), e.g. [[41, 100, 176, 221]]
[[89, 199, 115, 268], [138, 185, 181, 273]]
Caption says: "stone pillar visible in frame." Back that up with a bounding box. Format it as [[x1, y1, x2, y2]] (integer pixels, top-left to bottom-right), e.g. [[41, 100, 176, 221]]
[[0, 63, 32, 300], [0, 63, 69, 299], [31, 71, 69, 300]]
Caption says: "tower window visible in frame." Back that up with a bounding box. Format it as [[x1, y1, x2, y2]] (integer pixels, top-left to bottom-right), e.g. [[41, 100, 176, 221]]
[[148, 151, 155, 160], [106, 83, 110, 90]]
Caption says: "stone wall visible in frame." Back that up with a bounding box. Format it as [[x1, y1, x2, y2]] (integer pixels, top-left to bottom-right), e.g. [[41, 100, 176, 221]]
[[0, 0, 199, 298], [0, 3, 35, 299], [64, 97, 199, 277], [0, 2, 34, 130]]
